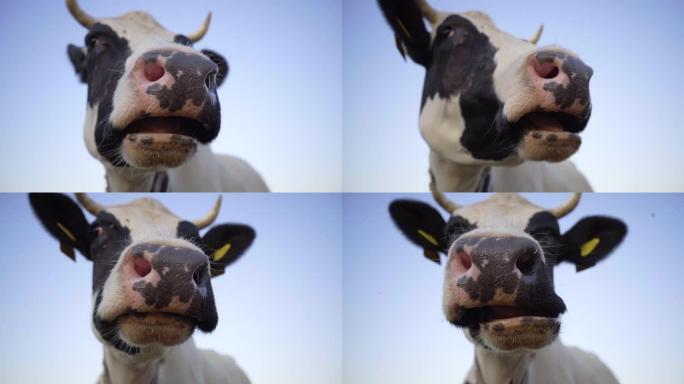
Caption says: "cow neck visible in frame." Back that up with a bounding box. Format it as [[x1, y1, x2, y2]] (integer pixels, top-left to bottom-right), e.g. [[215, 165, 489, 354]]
[[472, 347, 532, 384], [104, 166, 169, 192], [101, 344, 165, 384], [429, 151, 491, 192]]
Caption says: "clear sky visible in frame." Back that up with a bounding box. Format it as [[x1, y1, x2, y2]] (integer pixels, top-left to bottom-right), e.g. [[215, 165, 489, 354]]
[[0, 0, 341, 192], [343, 193, 684, 383], [343, 0, 684, 192], [0, 193, 342, 384]]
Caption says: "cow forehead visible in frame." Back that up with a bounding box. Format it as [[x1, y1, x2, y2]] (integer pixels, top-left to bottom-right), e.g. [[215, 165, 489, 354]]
[[453, 194, 545, 229], [99, 11, 176, 52], [104, 198, 182, 242]]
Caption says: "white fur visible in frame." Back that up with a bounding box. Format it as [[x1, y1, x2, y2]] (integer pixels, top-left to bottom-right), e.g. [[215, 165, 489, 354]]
[[463, 338, 618, 384]]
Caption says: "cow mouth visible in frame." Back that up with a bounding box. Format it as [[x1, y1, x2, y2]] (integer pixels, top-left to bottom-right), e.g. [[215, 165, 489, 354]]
[[456, 305, 561, 329], [516, 111, 587, 162], [123, 116, 206, 140], [115, 311, 197, 347], [120, 117, 203, 169]]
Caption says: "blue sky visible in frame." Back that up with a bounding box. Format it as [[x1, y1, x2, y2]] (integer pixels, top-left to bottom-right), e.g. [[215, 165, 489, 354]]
[[0, 193, 342, 384], [343, 0, 684, 191], [343, 193, 684, 383], [0, 0, 341, 192]]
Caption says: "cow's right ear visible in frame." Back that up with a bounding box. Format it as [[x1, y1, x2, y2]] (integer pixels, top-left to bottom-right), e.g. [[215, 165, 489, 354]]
[[67, 44, 88, 83], [201, 224, 256, 278], [389, 200, 447, 264], [29, 193, 91, 261], [378, 0, 432, 66]]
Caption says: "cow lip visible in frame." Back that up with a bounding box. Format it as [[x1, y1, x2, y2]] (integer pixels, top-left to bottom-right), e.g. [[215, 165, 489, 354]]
[[123, 116, 206, 139], [520, 111, 585, 135], [115, 310, 198, 325], [455, 305, 560, 329]]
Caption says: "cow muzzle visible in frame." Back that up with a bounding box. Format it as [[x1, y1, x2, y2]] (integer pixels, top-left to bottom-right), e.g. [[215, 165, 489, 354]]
[[106, 242, 218, 347], [443, 235, 566, 351], [511, 50, 593, 163], [119, 49, 221, 169]]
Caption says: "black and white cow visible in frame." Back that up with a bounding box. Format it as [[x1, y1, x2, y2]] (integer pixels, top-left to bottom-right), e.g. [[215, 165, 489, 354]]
[[65, 0, 268, 192], [378, 0, 595, 192], [30, 193, 255, 383], [389, 190, 627, 383]]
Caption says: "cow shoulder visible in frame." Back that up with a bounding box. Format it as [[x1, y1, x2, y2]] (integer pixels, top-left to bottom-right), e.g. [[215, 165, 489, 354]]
[[490, 161, 593, 192]]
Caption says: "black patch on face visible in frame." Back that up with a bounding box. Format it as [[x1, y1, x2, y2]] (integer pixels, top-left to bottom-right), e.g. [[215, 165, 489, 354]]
[[444, 214, 477, 244], [524, 212, 561, 240], [173, 34, 193, 47], [421, 15, 528, 161], [130, 244, 218, 332], [82, 23, 133, 167], [92, 289, 140, 355], [143, 50, 220, 144], [90, 211, 132, 292], [176, 220, 200, 243]]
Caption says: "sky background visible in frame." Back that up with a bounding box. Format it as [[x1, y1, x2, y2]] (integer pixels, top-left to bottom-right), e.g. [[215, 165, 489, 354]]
[[343, 193, 684, 383], [0, 0, 341, 192], [0, 193, 342, 384], [343, 0, 684, 192]]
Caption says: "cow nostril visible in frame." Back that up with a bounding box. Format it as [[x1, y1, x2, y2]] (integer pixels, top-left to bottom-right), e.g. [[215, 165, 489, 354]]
[[144, 61, 165, 82], [456, 251, 472, 270], [133, 256, 152, 277], [192, 266, 206, 286], [534, 61, 560, 79], [516, 252, 536, 275]]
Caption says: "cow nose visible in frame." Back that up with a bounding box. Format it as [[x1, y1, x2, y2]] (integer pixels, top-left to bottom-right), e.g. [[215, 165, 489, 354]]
[[125, 243, 210, 290], [451, 236, 542, 279], [135, 49, 219, 94], [527, 50, 593, 112]]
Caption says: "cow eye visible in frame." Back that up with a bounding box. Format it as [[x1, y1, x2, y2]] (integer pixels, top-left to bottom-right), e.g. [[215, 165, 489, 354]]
[[91, 225, 103, 237], [439, 26, 453, 37], [86, 35, 108, 52]]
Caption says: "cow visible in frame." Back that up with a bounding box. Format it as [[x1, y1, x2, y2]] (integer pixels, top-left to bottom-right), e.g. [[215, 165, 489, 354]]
[[388, 188, 627, 383], [378, 0, 596, 192], [65, 0, 268, 192], [29, 193, 255, 383]]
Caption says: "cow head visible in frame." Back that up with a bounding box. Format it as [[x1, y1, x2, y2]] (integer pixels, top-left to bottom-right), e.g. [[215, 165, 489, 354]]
[[378, 0, 593, 166], [65, 0, 229, 172], [389, 190, 626, 352], [29, 193, 255, 356]]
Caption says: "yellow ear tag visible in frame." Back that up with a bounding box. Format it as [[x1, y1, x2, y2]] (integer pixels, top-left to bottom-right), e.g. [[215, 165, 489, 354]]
[[56, 222, 77, 242], [213, 243, 232, 262], [580, 238, 600, 257], [417, 229, 438, 246]]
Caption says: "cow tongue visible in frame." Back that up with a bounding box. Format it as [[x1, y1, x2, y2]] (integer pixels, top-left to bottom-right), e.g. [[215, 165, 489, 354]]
[[524, 112, 563, 132]]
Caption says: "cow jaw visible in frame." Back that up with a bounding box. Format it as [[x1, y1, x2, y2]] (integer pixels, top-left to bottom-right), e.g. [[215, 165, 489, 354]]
[[479, 314, 560, 352], [517, 112, 582, 162], [117, 312, 195, 347]]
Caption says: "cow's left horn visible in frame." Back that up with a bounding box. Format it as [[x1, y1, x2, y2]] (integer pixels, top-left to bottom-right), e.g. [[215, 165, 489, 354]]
[[66, 0, 96, 29], [75, 193, 104, 215], [416, 0, 439, 25], [187, 12, 212, 43], [528, 24, 544, 44], [193, 196, 222, 229], [548, 193, 580, 218]]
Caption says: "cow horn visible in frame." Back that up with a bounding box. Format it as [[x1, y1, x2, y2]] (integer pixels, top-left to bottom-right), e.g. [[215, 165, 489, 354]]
[[430, 178, 460, 213], [66, 0, 96, 29], [193, 195, 222, 229], [187, 12, 212, 43], [75, 193, 104, 216], [416, 0, 439, 24], [528, 24, 544, 44], [548, 193, 580, 218]]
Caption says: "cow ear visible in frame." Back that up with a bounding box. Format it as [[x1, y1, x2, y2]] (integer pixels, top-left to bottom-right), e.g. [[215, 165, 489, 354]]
[[201, 224, 255, 277], [67, 44, 87, 83], [378, 0, 432, 66], [28, 193, 91, 261], [201, 49, 229, 87], [558, 216, 627, 272], [389, 200, 447, 264]]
